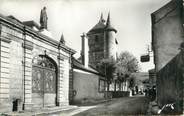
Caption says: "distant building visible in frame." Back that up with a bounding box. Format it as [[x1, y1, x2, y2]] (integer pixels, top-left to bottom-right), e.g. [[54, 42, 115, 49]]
[[0, 8, 75, 112], [87, 13, 118, 68], [69, 33, 106, 104], [148, 68, 156, 86], [131, 72, 149, 93], [70, 13, 119, 101]]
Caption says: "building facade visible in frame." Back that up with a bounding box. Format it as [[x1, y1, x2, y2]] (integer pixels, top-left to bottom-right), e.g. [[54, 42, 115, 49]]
[[151, 0, 183, 72], [87, 13, 118, 68], [151, 0, 184, 113], [0, 12, 75, 112]]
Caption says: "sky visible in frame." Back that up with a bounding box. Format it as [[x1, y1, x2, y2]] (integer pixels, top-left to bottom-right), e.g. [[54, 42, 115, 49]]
[[0, 0, 171, 72]]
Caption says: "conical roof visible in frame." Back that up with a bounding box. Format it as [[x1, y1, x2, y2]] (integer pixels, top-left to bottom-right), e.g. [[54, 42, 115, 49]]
[[59, 33, 65, 45], [105, 12, 117, 33], [87, 13, 106, 34]]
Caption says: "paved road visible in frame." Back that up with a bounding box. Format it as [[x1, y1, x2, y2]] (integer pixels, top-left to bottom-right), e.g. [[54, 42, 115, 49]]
[[49, 96, 149, 116], [74, 96, 149, 116]]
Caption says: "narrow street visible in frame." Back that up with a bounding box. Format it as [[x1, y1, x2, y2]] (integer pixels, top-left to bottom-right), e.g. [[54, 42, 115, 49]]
[[49, 96, 149, 116]]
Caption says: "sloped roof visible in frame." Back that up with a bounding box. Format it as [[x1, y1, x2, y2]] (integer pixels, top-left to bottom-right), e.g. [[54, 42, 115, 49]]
[[72, 58, 103, 76], [87, 13, 117, 34], [87, 22, 106, 34], [0, 13, 76, 55], [105, 12, 117, 33], [23, 20, 40, 30], [105, 24, 117, 33], [6, 15, 22, 25], [87, 13, 106, 34]]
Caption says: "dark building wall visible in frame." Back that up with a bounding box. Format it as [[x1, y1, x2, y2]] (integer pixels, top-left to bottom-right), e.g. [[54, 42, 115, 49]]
[[151, 0, 184, 113], [157, 51, 183, 113], [88, 32, 105, 67], [151, 0, 184, 72]]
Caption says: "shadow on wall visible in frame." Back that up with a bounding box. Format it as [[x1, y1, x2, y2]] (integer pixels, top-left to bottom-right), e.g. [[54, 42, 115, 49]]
[[157, 50, 184, 114]]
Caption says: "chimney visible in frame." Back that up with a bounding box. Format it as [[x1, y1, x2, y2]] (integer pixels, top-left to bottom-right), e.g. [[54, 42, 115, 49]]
[[81, 33, 89, 67]]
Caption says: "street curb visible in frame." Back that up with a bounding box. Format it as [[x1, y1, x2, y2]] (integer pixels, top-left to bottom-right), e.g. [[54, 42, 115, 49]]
[[2, 106, 78, 116], [33, 106, 78, 116]]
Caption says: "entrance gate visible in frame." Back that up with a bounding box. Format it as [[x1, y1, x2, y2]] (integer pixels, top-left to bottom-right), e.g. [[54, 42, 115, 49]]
[[32, 55, 56, 108]]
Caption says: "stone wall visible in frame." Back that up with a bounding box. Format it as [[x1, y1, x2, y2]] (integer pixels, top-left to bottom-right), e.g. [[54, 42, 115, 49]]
[[88, 32, 105, 67], [72, 69, 105, 104], [0, 15, 74, 112], [9, 39, 23, 110], [157, 51, 183, 113], [0, 23, 24, 112]]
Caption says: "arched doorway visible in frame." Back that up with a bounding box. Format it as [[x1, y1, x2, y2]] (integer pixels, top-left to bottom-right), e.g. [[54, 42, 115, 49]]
[[32, 55, 57, 108]]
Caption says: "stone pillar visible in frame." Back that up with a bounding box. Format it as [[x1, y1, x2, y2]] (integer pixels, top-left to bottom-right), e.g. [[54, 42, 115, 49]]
[[81, 33, 89, 67], [22, 34, 33, 110], [57, 52, 70, 106], [62, 58, 69, 105], [0, 23, 12, 112], [57, 54, 64, 106]]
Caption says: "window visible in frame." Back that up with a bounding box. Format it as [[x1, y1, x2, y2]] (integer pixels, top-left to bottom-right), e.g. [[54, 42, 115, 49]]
[[32, 55, 56, 70]]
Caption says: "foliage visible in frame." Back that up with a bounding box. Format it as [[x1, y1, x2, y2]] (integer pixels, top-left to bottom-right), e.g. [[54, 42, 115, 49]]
[[97, 51, 139, 91], [116, 51, 140, 82], [97, 57, 116, 90]]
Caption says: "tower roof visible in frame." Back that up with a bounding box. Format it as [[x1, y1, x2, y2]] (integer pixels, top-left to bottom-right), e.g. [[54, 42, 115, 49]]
[[87, 13, 106, 34], [99, 13, 105, 23], [105, 12, 117, 33]]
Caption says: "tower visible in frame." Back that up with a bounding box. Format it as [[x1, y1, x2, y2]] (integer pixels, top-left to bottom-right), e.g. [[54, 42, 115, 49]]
[[104, 12, 117, 60], [87, 13, 118, 68]]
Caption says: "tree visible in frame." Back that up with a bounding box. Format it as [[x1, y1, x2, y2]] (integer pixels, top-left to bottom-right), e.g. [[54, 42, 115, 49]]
[[116, 51, 140, 90], [116, 51, 140, 77], [97, 58, 116, 92]]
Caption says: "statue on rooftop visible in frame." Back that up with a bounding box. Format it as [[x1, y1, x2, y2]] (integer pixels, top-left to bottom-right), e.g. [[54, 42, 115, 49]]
[[40, 6, 48, 29]]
